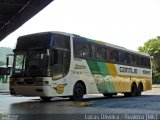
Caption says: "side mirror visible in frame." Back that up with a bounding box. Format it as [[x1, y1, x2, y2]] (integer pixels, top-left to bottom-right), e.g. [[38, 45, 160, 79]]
[[6, 54, 14, 68]]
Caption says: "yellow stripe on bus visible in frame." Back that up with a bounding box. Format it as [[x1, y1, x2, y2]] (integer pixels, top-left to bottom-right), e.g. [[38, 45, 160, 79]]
[[106, 63, 117, 75]]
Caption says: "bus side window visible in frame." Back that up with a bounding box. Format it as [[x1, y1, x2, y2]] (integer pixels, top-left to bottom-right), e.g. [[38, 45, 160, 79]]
[[51, 50, 63, 80], [107, 49, 113, 62], [73, 40, 81, 57], [91, 45, 96, 58], [112, 50, 119, 63], [130, 55, 134, 65], [140, 57, 145, 67], [100, 47, 106, 61], [51, 49, 70, 80], [134, 55, 139, 66], [125, 53, 130, 64], [119, 52, 125, 64], [81, 43, 90, 57], [142, 57, 150, 68], [74, 40, 90, 58], [95, 46, 106, 61], [131, 54, 138, 66], [55, 35, 70, 50]]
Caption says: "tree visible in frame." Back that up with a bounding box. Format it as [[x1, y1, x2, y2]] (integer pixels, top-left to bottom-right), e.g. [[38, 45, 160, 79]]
[[138, 36, 160, 84], [138, 37, 160, 55], [0, 47, 13, 66]]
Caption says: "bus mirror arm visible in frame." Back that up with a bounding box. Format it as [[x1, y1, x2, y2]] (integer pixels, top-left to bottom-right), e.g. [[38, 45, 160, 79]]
[[6, 56, 9, 67]]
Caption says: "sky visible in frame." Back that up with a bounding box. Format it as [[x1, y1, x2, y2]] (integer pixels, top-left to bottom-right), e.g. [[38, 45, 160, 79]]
[[0, 0, 160, 51]]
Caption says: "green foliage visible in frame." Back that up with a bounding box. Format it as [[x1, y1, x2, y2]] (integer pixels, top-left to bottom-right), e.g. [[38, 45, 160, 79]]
[[138, 36, 160, 84], [138, 37, 160, 56], [152, 73, 160, 84], [0, 47, 13, 66]]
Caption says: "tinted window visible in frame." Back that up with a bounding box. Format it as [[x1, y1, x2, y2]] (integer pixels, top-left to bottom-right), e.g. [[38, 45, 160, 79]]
[[140, 57, 151, 68], [81, 43, 90, 57], [107, 49, 113, 62], [54, 35, 70, 50], [124, 53, 131, 64], [95, 46, 106, 61], [112, 50, 119, 63], [73, 39, 90, 58], [15, 33, 52, 52], [119, 52, 125, 64]]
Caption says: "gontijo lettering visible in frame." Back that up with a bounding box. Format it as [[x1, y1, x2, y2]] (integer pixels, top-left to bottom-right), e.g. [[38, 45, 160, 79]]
[[143, 70, 151, 75], [119, 67, 138, 74]]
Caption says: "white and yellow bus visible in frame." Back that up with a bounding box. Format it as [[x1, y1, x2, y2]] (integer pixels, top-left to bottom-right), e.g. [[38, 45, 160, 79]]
[[9, 31, 152, 101]]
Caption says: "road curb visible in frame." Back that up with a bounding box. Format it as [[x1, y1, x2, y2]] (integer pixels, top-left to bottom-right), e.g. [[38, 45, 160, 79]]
[[152, 85, 160, 88]]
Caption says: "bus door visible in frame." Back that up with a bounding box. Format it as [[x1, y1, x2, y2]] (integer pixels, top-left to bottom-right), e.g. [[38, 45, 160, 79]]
[[50, 49, 70, 80]]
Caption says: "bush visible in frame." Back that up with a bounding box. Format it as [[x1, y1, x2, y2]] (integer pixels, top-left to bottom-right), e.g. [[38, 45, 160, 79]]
[[153, 73, 160, 84]]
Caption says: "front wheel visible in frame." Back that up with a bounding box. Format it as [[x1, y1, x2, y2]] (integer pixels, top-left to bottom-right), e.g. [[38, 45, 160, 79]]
[[70, 82, 85, 101]]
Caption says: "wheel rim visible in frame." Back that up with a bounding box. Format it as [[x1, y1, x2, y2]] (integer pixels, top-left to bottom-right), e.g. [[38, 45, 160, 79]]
[[73, 83, 84, 100], [75, 86, 83, 99]]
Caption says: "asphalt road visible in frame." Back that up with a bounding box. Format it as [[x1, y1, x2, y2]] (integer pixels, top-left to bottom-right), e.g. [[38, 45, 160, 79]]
[[0, 88, 160, 120]]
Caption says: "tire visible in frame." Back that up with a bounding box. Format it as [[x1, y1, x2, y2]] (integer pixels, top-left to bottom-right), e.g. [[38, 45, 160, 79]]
[[70, 82, 85, 101], [124, 83, 137, 97], [130, 83, 137, 97], [137, 84, 143, 96], [40, 97, 52, 102]]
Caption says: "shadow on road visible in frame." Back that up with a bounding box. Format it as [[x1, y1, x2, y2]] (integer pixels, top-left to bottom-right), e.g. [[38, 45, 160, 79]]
[[7, 94, 160, 115]]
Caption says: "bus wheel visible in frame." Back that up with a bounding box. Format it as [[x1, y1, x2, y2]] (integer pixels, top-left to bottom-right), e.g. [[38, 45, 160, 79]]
[[40, 97, 52, 102], [124, 83, 137, 97], [130, 83, 137, 97], [70, 82, 85, 101], [137, 83, 143, 96]]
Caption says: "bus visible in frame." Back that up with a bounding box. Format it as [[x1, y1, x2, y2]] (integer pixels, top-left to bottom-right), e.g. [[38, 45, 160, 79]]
[[0, 54, 13, 92], [9, 31, 152, 101], [0, 66, 10, 91]]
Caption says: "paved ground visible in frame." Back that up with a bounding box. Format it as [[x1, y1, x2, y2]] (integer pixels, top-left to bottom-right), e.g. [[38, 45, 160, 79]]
[[0, 88, 160, 120]]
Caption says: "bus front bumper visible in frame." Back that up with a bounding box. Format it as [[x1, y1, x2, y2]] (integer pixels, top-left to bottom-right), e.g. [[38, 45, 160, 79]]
[[10, 85, 54, 97]]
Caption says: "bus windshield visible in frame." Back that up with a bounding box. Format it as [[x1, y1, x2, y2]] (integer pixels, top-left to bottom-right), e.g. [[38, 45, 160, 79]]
[[12, 49, 49, 77]]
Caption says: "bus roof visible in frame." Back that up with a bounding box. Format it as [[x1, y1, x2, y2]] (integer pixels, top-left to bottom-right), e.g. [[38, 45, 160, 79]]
[[17, 31, 150, 57], [72, 34, 150, 57]]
